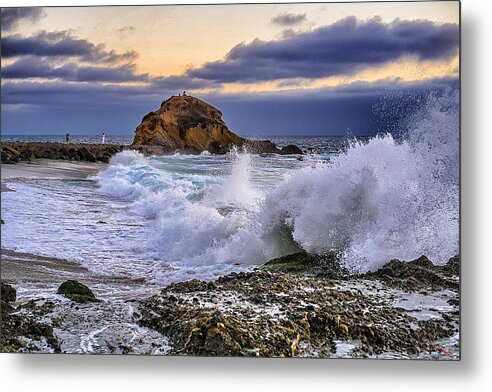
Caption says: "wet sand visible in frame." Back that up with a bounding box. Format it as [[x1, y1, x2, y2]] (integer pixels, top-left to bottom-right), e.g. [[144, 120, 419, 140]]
[[1, 159, 107, 181], [0, 159, 161, 301], [1, 249, 150, 301]]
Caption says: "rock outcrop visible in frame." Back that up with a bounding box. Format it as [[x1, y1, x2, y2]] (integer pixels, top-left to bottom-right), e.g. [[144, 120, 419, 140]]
[[261, 251, 350, 279], [280, 144, 303, 155], [132, 95, 244, 154], [132, 94, 303, 155], [363, 255, 460, 291], [0, 255, 459, 356], [138, 257, 459, 357], [0, 282, 61, 353]]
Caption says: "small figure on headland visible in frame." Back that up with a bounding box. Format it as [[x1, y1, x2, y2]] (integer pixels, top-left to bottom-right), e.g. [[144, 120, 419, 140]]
[[66, 132, 70, 143], [101, 131, 106, 144], [183, 91, 187, 96]]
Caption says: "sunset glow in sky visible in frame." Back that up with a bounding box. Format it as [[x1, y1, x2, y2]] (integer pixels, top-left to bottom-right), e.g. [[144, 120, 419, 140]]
[[1, 1, 460, 135]]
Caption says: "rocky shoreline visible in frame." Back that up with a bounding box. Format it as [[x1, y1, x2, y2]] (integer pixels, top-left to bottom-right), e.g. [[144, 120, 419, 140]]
[[1, 140, 303, 165], [0, 253, 460, 358]]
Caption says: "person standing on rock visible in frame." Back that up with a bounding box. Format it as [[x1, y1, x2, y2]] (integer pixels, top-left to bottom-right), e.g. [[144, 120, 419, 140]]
[[101, 131, 106, 144], [66, 132, 70, 143]]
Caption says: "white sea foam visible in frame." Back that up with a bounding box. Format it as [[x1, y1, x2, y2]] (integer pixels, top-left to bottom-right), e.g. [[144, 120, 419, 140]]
[[93, 149, 265, 269], [259, 91, 459, 271], [90, 90, 458, 274], [1, 90, 458, 287]]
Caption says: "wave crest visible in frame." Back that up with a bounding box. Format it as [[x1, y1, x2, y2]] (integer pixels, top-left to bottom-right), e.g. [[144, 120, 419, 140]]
[[94, 90, 459, 274]]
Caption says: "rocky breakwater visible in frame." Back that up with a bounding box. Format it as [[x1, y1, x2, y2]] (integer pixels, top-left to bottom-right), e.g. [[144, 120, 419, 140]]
[[132, 94, 302, 155], [1, 142, 125, 164]]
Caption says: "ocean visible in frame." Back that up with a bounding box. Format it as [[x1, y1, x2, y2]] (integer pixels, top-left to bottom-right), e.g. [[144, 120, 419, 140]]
[[0, 93, 460, 301]]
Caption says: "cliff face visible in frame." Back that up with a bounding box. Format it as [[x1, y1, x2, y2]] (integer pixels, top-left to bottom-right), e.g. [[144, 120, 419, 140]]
[[132, 95, 245, 154]]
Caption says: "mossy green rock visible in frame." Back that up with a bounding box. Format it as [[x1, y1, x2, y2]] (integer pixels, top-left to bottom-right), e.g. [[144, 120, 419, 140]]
[[262, 252, 317, 272], [261, 251, 349, 279], [57, 280, 99, 303]]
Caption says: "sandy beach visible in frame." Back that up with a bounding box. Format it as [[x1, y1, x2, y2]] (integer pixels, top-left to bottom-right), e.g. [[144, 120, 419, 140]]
[[1, 159, 107, 181], [0, 249, 150, 301], [1, 160, 155, 301]]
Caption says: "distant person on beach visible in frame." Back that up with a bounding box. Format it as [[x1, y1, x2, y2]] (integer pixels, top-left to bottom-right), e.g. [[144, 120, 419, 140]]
[[101, 132, 106, 144], [66, 132, 70, 143]]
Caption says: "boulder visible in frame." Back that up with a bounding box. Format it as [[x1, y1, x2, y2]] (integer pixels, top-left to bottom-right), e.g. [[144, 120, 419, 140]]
[[78, 147, 96, 162], [57, 280, 99, 303], [1, 150, 17, 164], [262, 251, 349, 279], [2, 145, 21, 157], [243, 139, 280, 154], [280, 144, 303, 155], [1, 282, 16, 303]]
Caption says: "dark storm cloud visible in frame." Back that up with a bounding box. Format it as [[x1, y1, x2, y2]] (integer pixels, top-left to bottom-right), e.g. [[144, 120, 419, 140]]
[[1, 31, 138, 63], [187, 17, 459, 83], [1, 56, 217, 87], [0, 30, 207, 86], [1, 57, 71, 80], [1, 7, 46, 31], [207, 77, 458, 135], [151, 75, 217, 91], [1, 57, 149, 83], [1, 15, 459, 135], [1, 76, 458, 135], [1, 80, 158, 107], [74, 64, 148, 83], [271, 13, 307, 26]]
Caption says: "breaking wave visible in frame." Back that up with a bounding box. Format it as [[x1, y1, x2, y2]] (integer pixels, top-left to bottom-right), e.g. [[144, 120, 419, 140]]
[[94, 90, 459, 274]]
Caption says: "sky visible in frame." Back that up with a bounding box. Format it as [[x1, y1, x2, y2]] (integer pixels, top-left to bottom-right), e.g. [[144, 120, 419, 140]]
[[1, 1, 460, 136]]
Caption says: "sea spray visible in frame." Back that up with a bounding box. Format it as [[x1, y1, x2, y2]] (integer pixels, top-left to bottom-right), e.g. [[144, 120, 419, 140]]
[[150, 149, 265, 266], [92, 90, 458, 275], [203, 147, 261, 208], [259, 90, 459, 271], [94, 149, 266, 270]]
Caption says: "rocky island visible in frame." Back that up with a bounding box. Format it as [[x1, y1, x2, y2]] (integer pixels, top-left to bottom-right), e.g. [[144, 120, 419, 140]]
[[1, 94, 302, 164], [132, 94, 301, 155], [133, 94, 244, 154]]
